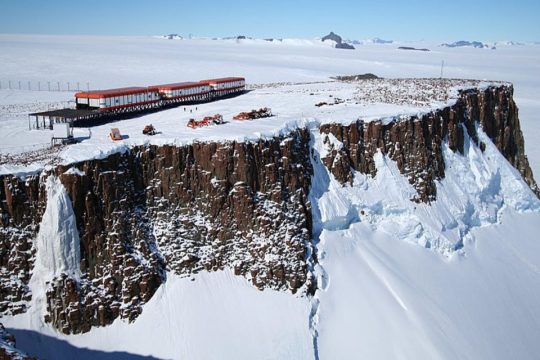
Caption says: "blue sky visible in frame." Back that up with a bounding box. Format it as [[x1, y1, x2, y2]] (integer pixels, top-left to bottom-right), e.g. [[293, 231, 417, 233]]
[[1, 0, 539, 41]]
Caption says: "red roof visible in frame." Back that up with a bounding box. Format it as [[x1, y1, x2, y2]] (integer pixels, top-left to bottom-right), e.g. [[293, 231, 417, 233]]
[[75, 87, 149, 99], [148, 82, 203, 91], [199, 77, 245, 85]]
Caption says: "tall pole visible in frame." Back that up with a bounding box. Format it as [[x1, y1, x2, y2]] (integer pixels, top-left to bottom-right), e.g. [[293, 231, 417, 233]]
[[440, 60, 445, 79]]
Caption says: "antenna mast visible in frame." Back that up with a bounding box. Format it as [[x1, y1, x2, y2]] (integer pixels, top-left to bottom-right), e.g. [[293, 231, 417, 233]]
[[440, 60, 445, 79]]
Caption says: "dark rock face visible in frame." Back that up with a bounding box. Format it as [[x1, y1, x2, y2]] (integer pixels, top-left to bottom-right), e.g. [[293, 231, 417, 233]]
[[322, 31, 342, 44], [335, 43, 355, 50], [0, 129, 313, 334], [320, 85, 539, 201], [332, 74, 379, 81], [0, 174, 45, 315]]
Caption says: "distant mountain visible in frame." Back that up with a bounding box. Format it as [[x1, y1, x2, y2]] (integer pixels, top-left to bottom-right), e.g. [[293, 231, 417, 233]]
[[398, 46, 430, 52], [495, 41, 525, 46], [441, 40, 489, 49], [336, 42, 355, 49], [162, 34, 183, 40], [321, 32, 355, 50], [321, 31, 343, 44], [371, 37, 393, 44], [347, 38, 393, 45]]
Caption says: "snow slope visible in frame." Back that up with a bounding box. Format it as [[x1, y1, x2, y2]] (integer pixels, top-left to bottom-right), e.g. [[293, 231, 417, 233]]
[[7, 271, 313, 360], [316, 209, 540, 360], [309, 124, 540, 359]]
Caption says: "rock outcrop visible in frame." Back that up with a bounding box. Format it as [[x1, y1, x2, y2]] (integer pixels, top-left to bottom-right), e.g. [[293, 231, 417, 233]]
[[0, 174, 45, 315], [321, 32, 355, 49], [1, 129, 313, 334], [319, 85, 539, 201]]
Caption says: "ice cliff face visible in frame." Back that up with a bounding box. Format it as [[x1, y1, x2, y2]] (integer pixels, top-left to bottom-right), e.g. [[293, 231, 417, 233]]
[[0, 85, 538, 335]]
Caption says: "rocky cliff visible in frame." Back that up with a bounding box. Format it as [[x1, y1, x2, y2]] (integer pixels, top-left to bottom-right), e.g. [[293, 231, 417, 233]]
[[1, 129, 313, 334], [0, 85, 537, 335], [320, 85, 539, 202]]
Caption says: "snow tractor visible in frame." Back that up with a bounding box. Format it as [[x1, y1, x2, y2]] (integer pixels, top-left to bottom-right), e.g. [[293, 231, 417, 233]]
[[187, 114, 224, 128], [233, 107, 273, 120]]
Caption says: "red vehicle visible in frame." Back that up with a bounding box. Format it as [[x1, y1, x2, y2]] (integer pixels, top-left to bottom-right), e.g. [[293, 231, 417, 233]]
[[187, 114, 224, 128], [233, 107, 272, 120]]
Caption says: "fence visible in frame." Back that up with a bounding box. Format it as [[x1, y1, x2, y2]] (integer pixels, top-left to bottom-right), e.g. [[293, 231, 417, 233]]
[[0, 80, 91, 92]]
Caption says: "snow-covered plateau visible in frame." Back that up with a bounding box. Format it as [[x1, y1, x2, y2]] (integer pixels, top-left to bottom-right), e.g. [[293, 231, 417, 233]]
[[0, 35, 540, 360]]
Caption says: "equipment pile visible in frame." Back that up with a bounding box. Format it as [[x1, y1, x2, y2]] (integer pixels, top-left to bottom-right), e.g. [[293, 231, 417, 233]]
[[233, 107, 273, 120], [187, 114, 224, 128]]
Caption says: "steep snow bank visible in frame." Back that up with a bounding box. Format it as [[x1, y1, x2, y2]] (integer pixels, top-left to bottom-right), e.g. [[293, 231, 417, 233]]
[[310, 121, 540, 359], [316, 210, 540, 359], [6, 270, 313, 360]]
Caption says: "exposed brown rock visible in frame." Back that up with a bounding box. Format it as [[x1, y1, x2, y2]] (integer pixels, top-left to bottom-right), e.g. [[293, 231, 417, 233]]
[[1, 128, 314, 334], [320, 85, 539, 201], [0, 174, 46, 315]]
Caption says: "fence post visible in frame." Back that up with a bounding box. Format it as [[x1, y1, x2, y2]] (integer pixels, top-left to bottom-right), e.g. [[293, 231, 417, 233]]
[[8, 81, 11, 90], [48, 82, 51, 91], [57, 82, 60, 91], [28, 81, 31, 91], [18, 81, 21, 90]]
